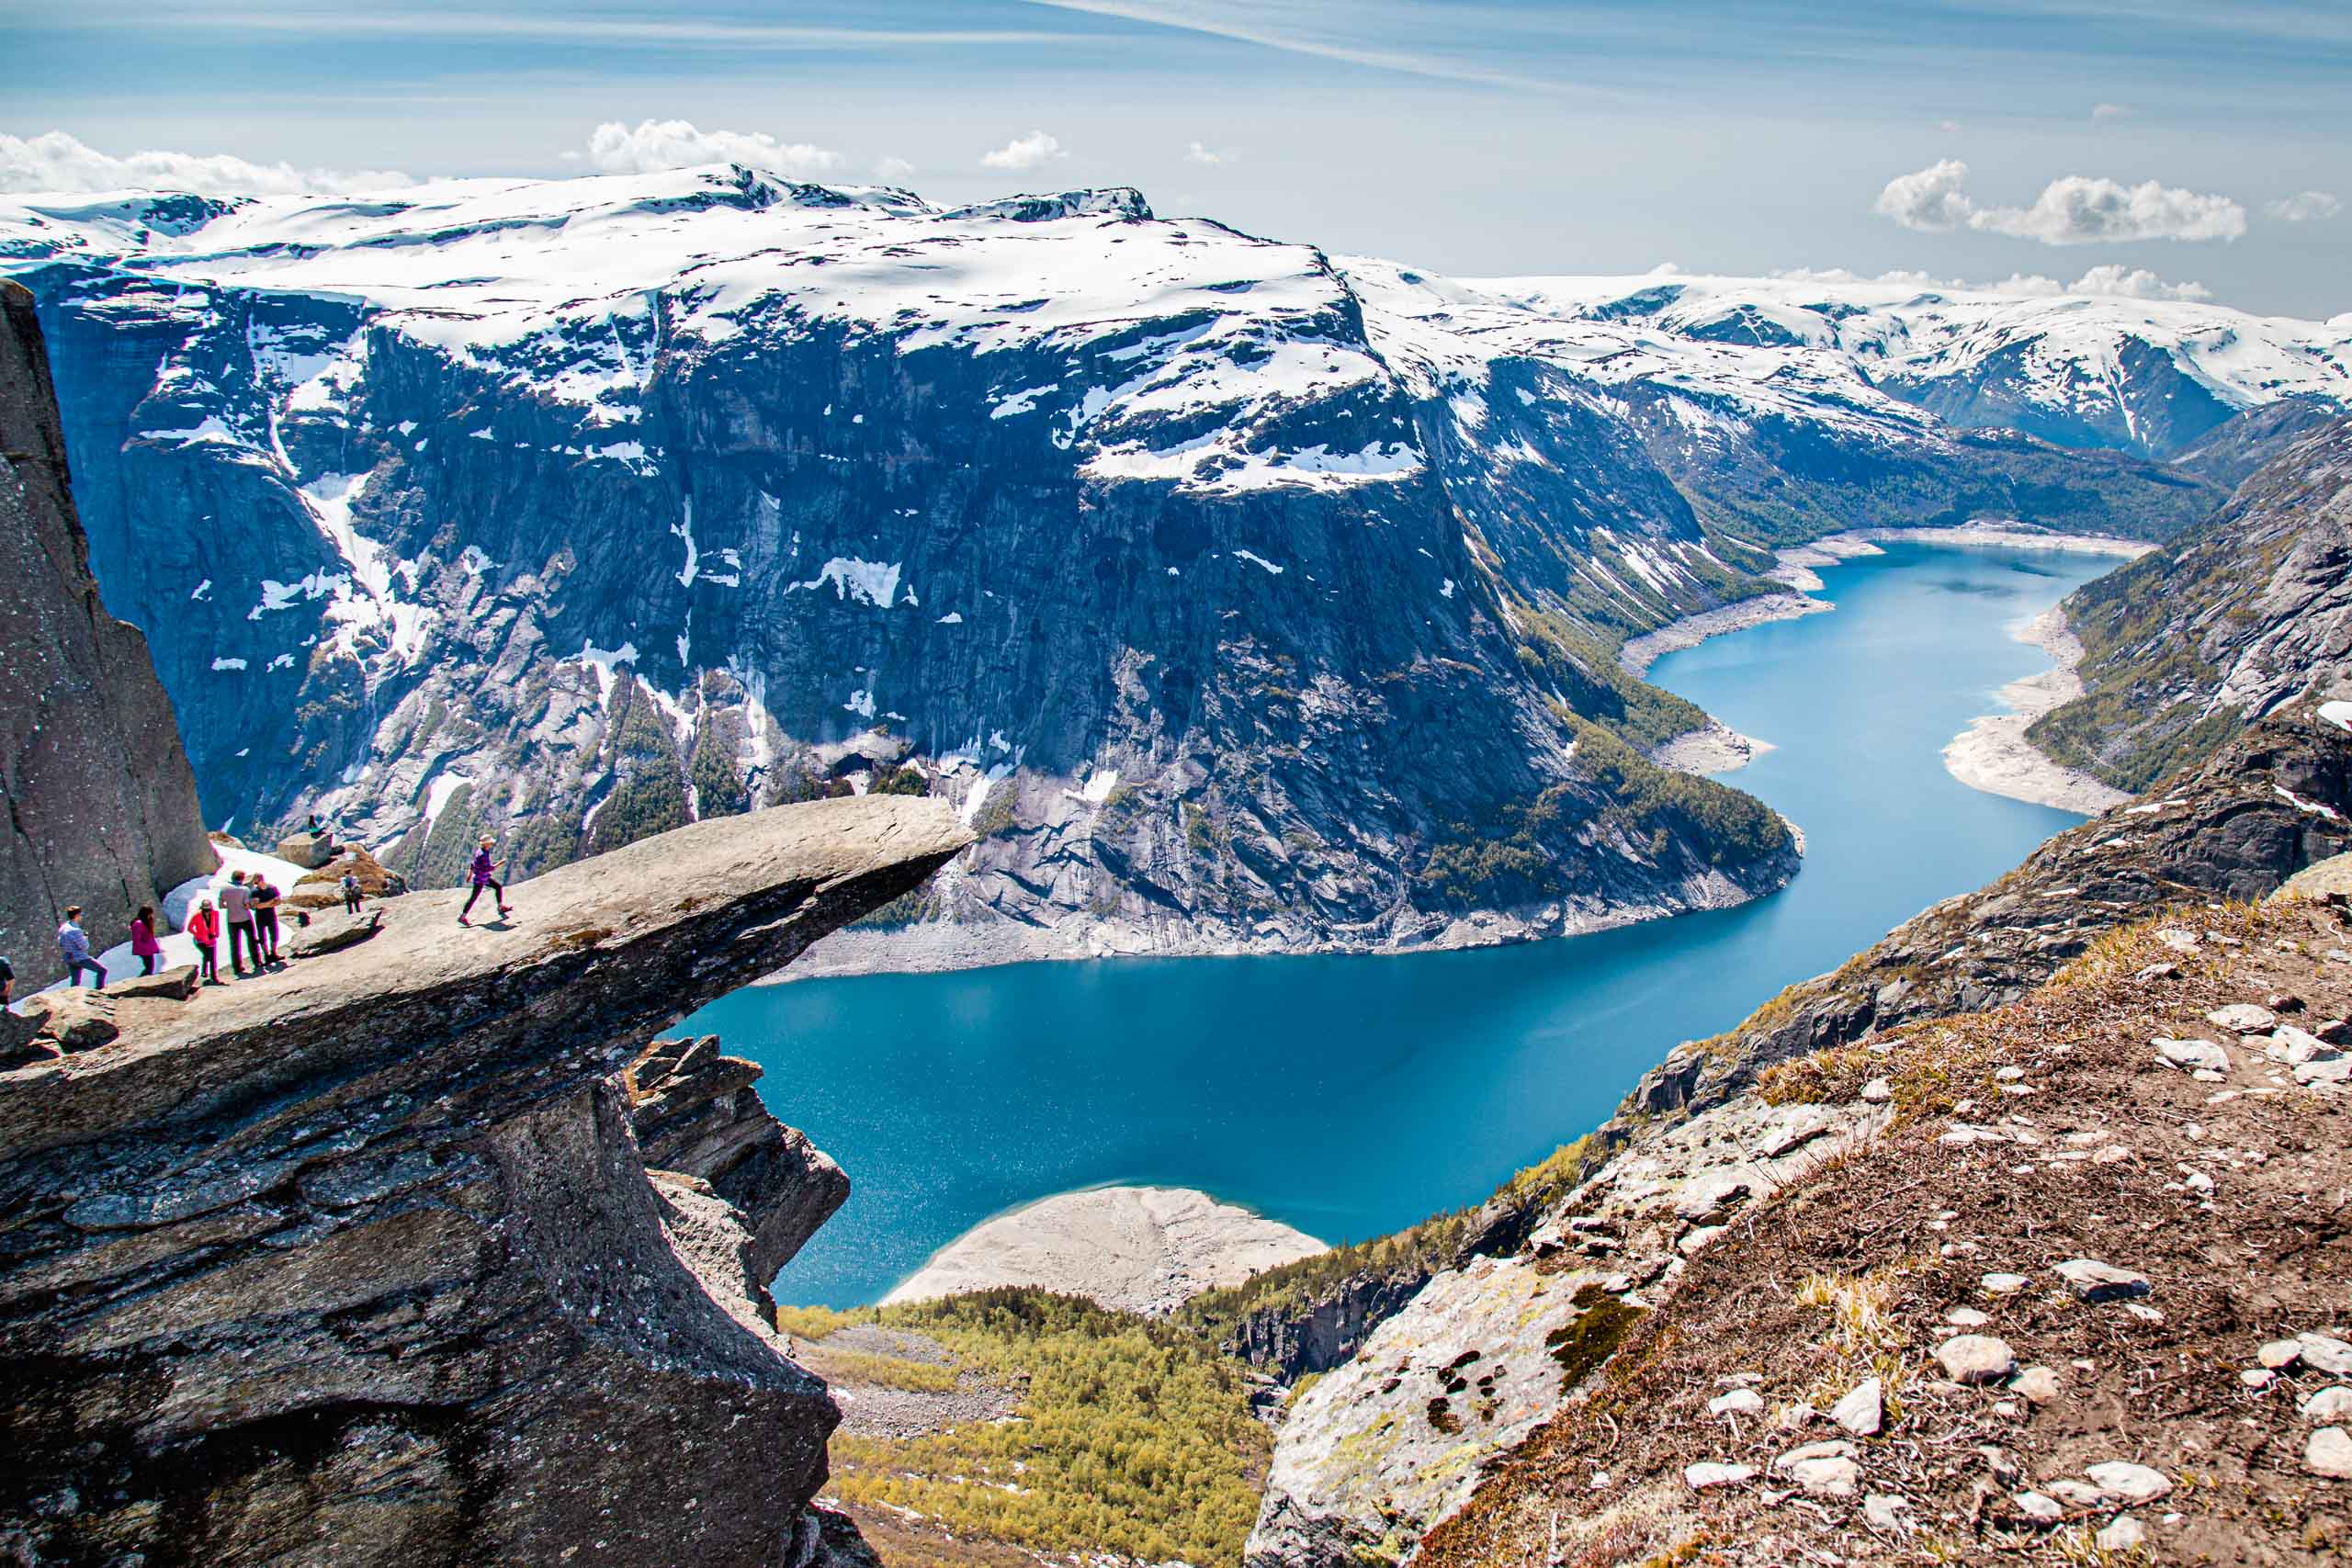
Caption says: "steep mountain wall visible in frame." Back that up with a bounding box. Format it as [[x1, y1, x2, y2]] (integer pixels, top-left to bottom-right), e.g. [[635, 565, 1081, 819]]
[[0, 279, 211, 987], [2032, 415, 2352, 791], [0, 794, 968, 1566]]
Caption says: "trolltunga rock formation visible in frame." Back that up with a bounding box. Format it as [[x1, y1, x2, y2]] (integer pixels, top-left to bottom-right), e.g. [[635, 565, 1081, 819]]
[[0, 794, 969, 1566], [0, 278, 212, 989]]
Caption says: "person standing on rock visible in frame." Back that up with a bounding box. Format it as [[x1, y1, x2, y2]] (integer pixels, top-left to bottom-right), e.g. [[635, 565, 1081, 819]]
[[458, 835, 511, 925], [220, 872, 261, 977], [186, 897, 221, 986], [250, 877, 284, 964], [340, 869, 363, 915], [57, 907, 106, 988], [1, 953, 14, 1006], [130, 906, 162, 976]]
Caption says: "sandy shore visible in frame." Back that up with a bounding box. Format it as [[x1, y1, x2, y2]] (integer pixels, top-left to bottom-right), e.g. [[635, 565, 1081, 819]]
[[1941, 604, 2133, 816], [882, 1185, 1326, 1317], [1649, 717, 1775, 776], [1618, 592, 1829, 678]]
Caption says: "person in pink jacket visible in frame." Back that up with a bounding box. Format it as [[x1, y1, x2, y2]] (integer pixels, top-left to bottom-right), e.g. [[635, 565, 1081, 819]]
[[130, 906, 162, 976]]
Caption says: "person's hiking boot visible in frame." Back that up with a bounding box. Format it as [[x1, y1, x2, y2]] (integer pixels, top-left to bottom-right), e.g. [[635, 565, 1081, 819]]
[[457, 915, 469, 926]]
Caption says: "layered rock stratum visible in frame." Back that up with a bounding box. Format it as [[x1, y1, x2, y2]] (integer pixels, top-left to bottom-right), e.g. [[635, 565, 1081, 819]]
[[0, 794, 968, 1565], [0, 278, 210, 988]]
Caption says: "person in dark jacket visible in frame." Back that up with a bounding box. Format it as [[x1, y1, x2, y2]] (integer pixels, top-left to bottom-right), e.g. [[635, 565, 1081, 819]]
[[57, 907, 106, 988], [1, 953, 14, 1006], [249, 878, 284, 964], [340, 870, 363, 914], [458, 835, 510, 924]]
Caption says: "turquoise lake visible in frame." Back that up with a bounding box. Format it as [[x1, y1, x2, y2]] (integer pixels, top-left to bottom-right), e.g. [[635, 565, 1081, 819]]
[[682, 540, 2119, 1307]]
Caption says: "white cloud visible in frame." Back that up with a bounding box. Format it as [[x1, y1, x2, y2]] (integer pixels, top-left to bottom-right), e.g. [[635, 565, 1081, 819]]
[[979, 130, 1065, 171], [2091, 102, 2132, 119], [1937, 119, 1963, 134], [0, 129, 409, 197], [875, 155, 917, 182], [1778, 262, 2207, 302], [1184, 141, 1236, 165], [1874, 160, 2245, 244], [584, 118, 839, 177], [2267, 189, 2343, 223], [2064, 264, 2210, 300]]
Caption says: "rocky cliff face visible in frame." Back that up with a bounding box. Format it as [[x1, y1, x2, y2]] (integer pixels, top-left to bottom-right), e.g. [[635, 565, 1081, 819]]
[[1240, 706, 2352, 1568], [0, 279, 211, 987], [0, 173, 2256, 965], [2032, 415, 2352, 792], [0, 794, 968, 1566]]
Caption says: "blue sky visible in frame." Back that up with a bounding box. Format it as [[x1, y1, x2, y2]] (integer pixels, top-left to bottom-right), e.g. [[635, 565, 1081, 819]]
[[6, 0, 2347, 315]]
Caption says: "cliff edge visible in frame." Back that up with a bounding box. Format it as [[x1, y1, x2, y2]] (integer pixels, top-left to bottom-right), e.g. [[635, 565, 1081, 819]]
[[0, 278, 212, 988], [0, 794, 969, 1566]]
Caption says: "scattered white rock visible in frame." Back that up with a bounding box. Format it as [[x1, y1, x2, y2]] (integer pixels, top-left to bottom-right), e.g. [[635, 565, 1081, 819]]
[[2260, 1340, 2304, 1371], [1981, 1272, 2030, 1295], [2044, 1479, 2106, 1507], [2097, 1515, 2148, 1552], [1860, 1077, 1894, 1104], [1863, 1492, 1909, 1533], [2052, 1258, 2153, 1303], [1708, 1387, 1764, 1417], [1995, 1066, 2026, 1082], [2011, 1365, 2062, 1404], [2307, 1427, 2352, 1480], [1832, 1377, 1884, 1436], [1684, 1461, 1755, 1491], [2302, 1387, 2352, 1421], [2300, 1333, 2352, 1376], [2085, 1461, 2171, 1504], [2013, 1490, 2065, 1523], [1937, 1335, 2017, 1385], [2244, 1368, 2278, 1390], [1773, 1439, 1861, 1498], [1946, 1306, 1991, 1327], [2154, 1036, 2230, 1073], [2208, 1003, 2278, 1032], [2268, 1024, 2332, 1064]]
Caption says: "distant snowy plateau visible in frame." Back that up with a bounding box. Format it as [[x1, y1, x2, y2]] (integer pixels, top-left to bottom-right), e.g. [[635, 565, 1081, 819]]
[[5, 166, 2346, 963]]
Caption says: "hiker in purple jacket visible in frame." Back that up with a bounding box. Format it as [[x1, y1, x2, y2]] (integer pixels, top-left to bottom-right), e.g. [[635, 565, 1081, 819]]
[[458, 835, 511, 925], [57, 907, 106, 988]]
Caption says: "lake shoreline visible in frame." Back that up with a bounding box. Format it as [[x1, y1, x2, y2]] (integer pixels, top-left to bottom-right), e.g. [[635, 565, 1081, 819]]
[[1634, 524, 2149, 807], [875, 1184, 1326, 1318]]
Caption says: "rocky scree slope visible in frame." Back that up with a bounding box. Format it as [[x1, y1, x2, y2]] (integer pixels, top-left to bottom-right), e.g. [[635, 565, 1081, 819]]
[[1226, 707, 2352, 1568], [1418, 879, 2352, 1566], [0, 793, 969, 1566], [2032, 414, 2352, 794], [0, 171, 2266, 962], [0, 278, 211, 987]]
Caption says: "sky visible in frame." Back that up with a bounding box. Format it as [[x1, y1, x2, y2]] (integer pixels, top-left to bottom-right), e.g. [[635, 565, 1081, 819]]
[[6, 0, 2348, 317]]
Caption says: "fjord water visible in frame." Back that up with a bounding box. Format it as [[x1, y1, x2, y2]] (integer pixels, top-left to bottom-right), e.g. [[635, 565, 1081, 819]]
[[684, 541, 2116, 1307]]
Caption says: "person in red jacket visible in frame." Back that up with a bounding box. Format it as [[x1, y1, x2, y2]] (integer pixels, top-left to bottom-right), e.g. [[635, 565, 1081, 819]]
[[185, 897, 221, 986]]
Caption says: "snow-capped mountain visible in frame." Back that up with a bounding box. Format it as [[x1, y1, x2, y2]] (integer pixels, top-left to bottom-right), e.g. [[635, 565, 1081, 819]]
[[0, 166, 2332, 958]]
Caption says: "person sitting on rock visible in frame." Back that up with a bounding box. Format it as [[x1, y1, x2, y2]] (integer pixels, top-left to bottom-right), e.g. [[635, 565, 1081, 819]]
[[458, 835, 511, 925], [57, 907, 106, 988], [340, 869, 363, 915], [130, 905, 162, 976], [186, 897, 221, 986], [250, 877, 284, 964], [220, 872, 261, 977], [0, 953, 14, 1006]]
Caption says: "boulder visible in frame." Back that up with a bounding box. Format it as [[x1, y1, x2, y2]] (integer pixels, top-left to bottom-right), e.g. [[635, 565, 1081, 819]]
[[21, 987, 119, 1052], [1831, 1377, 1883, 1436], [2307, 1428, 2352, 1480], [285, 907, 383, 959], [275, 830, 335, 869], [1936, 1335, 2017, 1385], [101, 964, 198, 1002]]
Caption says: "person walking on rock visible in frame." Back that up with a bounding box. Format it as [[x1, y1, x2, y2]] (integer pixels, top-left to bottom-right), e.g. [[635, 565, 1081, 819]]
[[58, 907, 106, 988], [186, 897, 221, 986], [130, 906, 162, 976], [340, 869, 363, 915], [220, 872, 261, 977], [458, 836, 510, 925], [250, 877, 283, 964]]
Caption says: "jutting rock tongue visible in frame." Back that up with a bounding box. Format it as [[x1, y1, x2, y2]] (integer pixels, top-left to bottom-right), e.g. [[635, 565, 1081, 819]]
[[0, 794, 971, 1567], [0, 278, 212, 988]]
